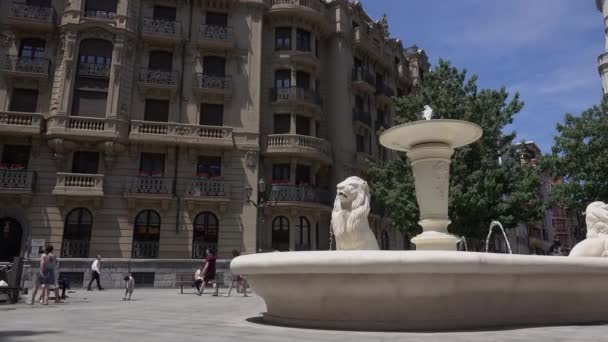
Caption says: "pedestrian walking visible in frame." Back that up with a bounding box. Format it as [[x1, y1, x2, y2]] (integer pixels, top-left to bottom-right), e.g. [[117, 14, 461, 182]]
[[200, 248, 218, 296], [123, 274, 134, 301], [224, 250, 247, 297], [41, 245, 61, 304], [29, 247, 46, 305], [87, 254, 104, 291], [194, 265, 204, 295]]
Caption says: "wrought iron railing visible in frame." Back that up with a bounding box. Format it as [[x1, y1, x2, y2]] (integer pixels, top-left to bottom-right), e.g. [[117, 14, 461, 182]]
[[270, 87, 322, 106], [186, 179, 229, 197], [125, 176, 173, 195], [194, 74, 232, 91], [3, 55, 49, 75], [352, 68, 376, 87], [269, 185, 331, 205], [192, 241, 217, 259], [132, 240, 159, 258], [199, 24, 234, 42], [83, 9, 116, 20], [271, 0, 326, 15], [265, 134, 331, 157], [0, 170, 35, 191], [61, 239, 90, 258], [130, 120, 232, 140], [143, 17, 181, 36], [139, 68, 179, 86], [78, 62, 111, 78], [9, 2, 54, 22], [0, 111, 43, 129], [352, 109, 372, 126]]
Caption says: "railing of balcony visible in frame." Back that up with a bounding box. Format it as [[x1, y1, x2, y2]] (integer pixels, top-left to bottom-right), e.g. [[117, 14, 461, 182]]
[[78, 62, 110, 78], [192, 241, 217, 259], [142, 17, 181, 36], [56, 173, 104, 190], [599, 52, 608, 66], [3, 55, 49, 74], [125, 176, 173, 195], [83, 9, 116, 20], [67, 116, 106, 131], [270, 87, 322, 106], [269, 185, 331, 205], [194, 74, 232, 91], [265, 134, 331, 156], [130, 121, 232, 140], [376, 82, 395, 97], [132, 240, 159, 258], [9, 2, 54, 22], [352, 68, 376, 87], [139, 68, 179, 86], [0, 170, 35, 191], [186, 179, 229, 197], [271, 0, 326, 14], [352, 109, 372, 126], [199, 24, 234, 42], [0, 111, 43, 128], [61, 239, 90, 258]]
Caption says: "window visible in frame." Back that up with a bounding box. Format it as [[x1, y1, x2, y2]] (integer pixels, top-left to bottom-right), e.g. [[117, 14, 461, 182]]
[[132, 210, 161, 258], [72, 151, 99, 174], [196, 156, 221, 178], [139, 153, 165, 177], [275, 69, 291, 89], [355, 95, 364, 111], [295, 115, 310, 136], [296, 216, 311, 251], [296, 29, 311, 52], [315, 121, 321, 138], [206, 12, 228, 26], [273, 114, 291, 134], [84, 0, 117, 14], [295, 165, 310, 185], [19, 39, 45, 59], [200, 103, 223, 126], [61, 208, 93, 258], [381, 231, 390, 250], [153, 6, 176, 21], [275, 27, 292, 51], [193, 212, 219, 259], [78, 39, 113, 66], [0, 217, 22, 262], [71, 90, 107, 117], [272, 164, 290, 183], [144, 99, 170, 122], [315, 39, 319, 58], [356, 134, 365, 153], [202, 56, 226, 77], [10, 89, 38, 113], [296, 71, 310, 89], [26, 0, 52, 6], [1, 145, 30, 170], [272, 216, 290, 251], [148, 51, 173, 71]]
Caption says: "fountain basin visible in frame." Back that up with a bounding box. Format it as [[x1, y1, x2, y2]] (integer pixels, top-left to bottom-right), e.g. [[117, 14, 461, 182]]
[[232, 251, 608, 331]]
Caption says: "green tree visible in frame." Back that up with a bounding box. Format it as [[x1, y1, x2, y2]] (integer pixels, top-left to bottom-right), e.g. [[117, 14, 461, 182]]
[[541, 97, 608, 233], [369, 59, 543, 246]]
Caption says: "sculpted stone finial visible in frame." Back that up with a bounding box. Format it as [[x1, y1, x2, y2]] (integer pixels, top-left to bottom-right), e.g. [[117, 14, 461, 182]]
[[422, 105, 433, 120], [331, 176, 379, 250], [569, 201, 608, 257]]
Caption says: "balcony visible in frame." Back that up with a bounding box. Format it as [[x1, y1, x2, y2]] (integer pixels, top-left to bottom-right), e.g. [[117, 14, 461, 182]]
[[352, 26, 382, 61], [398, 63, 413, 86], [46, 116, 125, 141], [599, 52, 608, 75], [193, 74, 232, 101], [137, 68, 179, 96], [77, 62, 111, 79], [61, 239, 90, 258], [132, 240, 159, 259], [0, 111, 44, 136], [263, 134, 332, 164], [375, 82, 395, 105], [129, 121, 233, 148], [352, 109, 372, 127], [83, 9, 116, 21], [52, 173, 104, 198], [2, 56, 49, 79], [183, 179, 231, 211], [273, 48, 320, 71], [268, 184, 331, 209], [0, 170, 35, 196], [270, 87, 322, 112], [269, 0, 327, 26], [124, 176, 174, 206], [197, 24, 235, 51], [7, 2, 54, 31], [352, 68, 376, 93], [142, 18, 182, 44]]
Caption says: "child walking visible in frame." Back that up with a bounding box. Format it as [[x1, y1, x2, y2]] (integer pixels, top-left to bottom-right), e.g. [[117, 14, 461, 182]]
[[123, 274, 134, 301]]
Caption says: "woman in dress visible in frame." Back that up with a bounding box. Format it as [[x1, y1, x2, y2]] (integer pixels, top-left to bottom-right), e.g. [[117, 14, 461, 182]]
[[42, 245, 58, 305], [201, 248, 218, 296], [29, 247, 46, 305]]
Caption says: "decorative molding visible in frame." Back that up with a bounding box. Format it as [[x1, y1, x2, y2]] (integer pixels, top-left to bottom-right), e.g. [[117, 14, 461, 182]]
[[245, 150, 258, 168]]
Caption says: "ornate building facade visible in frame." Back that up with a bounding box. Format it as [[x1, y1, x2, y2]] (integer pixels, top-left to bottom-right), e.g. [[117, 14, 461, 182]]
[[0, 0, 427, 287]]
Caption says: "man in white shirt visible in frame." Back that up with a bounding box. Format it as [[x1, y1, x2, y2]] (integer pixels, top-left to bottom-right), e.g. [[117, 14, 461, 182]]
[[87, 254, 104, 291], [194, 265, 204, 296]]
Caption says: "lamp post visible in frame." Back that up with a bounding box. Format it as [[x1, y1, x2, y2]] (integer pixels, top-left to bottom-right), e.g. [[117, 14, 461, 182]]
[[246, 178, 274, 252]]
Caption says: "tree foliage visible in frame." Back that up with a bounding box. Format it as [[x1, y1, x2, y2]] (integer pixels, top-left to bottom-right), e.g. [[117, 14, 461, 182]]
[[369, 59, 544, 243]]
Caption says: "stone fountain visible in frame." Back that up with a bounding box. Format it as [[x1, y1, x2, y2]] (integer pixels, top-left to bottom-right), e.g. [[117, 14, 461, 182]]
[[231, 107, 608, 331]]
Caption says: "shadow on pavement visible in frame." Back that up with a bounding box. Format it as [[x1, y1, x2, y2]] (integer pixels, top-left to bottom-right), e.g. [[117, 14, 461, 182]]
[[1, 330, 61, 342]]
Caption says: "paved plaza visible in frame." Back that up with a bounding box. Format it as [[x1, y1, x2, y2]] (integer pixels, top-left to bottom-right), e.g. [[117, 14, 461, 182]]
[[1, 289, 608, 342]]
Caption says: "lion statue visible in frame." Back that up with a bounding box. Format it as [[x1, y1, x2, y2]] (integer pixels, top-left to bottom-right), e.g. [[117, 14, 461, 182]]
[[331, 176, 379, 250], [569, 201, 608, 257]]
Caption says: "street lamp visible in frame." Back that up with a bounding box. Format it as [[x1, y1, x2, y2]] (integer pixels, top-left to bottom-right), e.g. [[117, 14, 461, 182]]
[[246, 178, 274, 252]]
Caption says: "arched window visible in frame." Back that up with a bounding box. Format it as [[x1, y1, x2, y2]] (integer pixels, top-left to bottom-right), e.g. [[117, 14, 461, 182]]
[[0, 217, 23, 262], [132, 210, 160, 258], [61, 208, 92, 258], [381, 230, 390, 250], [272, 216, 290, 251], [295, 216, 310, 251], [193, 212, 219, 259]]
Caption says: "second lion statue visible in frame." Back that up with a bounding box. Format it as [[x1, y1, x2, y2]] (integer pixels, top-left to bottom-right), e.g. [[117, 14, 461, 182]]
[[331, 176, 379, 250]]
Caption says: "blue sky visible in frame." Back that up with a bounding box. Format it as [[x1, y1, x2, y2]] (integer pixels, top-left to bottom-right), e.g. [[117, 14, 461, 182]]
[[362, 0, 603, 153]]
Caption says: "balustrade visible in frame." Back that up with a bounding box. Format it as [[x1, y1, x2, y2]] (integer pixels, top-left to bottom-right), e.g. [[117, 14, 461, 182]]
[[0, 170, 34, 191], [269, 185, 330, 205], [194, 74, 232, 91], [0, 111, 43, 128], [55, 173, 104, 190], [143, 18, 181, 36], [186, 179, 229, 197], [271, 0, 326, 14], [9, 2, 54, 22], [3, 55, 49, 75], [130, 121, 232, 141], [265, 134, 331, 157], [131, 240, 159, 258], [67, 117, 106, 131], [125, 176, 172, 195], [139, 68, 178, 86], [61, 239, 90, 258], [199, 24, 234, 41], [270, 87, 322, 106], [78, 62, 110, 78]]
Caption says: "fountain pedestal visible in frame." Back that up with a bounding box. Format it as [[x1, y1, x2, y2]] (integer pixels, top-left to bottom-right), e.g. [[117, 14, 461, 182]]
[[379, 119, 483, 251]]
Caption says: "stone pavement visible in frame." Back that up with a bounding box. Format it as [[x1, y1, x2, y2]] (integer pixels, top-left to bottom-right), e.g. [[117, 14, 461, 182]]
[[1, 289, 608, 342]]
